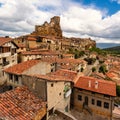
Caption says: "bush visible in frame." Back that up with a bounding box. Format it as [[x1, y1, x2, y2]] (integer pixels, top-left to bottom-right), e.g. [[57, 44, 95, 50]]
[[84, 58, 96, 65], [92, 67, 96, 72], [99, 65, 107, 74]]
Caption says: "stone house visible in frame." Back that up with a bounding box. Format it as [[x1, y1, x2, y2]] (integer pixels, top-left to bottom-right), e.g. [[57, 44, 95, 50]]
[[0, 37, 18, 77], [20, 50, 61, 62], [17, 44, 27, 53], [73, 76, 116, 120], [62, 54, 74, 59], [3, 60, 56, 88], [22, 74, 72, 119], [41, 57, 87, 72], [0, 86, 46, 120]]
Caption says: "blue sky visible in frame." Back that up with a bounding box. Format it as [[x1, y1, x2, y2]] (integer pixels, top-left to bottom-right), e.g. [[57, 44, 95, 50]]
[[79, 0, 120, 15], [0, 0, 120, 45]]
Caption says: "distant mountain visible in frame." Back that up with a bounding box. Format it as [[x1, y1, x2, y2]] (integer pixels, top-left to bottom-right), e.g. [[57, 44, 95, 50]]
[[97, 43, 120, 49], [103, 45, 120, 54]]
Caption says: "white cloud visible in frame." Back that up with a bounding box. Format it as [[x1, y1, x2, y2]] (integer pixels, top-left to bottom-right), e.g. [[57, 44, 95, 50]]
[[111, 0, 120, 4], [0, 0, 120, 45]]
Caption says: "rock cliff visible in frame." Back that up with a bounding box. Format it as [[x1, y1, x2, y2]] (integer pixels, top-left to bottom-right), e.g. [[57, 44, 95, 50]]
[[32, 16, 62, 38]]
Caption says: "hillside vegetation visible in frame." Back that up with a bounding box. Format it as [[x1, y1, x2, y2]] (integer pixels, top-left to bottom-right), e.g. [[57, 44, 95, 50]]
[[103, 46, 120, 54]]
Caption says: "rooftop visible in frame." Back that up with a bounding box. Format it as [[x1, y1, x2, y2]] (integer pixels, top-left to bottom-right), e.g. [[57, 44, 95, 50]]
[[0, 37, 12, 46], [50, 69, 77, 82], [75, 76, 116, 96], [4, 60, 40, 75], [25, 74, 72, 82], [0, 86, 46, 120], [21, 50, 60, 56], [27, 37, 37, 41], [41, 57, 86, 65]]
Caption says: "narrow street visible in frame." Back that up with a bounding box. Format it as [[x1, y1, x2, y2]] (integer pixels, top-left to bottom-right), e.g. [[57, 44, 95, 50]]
[[83, 60, 100, 76]]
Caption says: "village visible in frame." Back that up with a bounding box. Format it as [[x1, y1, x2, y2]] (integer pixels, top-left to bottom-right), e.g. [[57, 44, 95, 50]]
[[0, 16, 120, 120]]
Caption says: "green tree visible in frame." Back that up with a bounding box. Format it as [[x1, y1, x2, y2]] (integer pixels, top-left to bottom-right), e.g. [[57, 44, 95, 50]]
[[84, 58, 96, 65], [92, 67, 96, 72], [99, 65, 107, 74]]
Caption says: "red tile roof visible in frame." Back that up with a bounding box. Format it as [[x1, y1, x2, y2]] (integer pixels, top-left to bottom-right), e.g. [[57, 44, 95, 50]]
[[0, 86, 46, 120], [25, 74, 72, 82], [17, 44, 26, 48], [41, 57, 86, 65], [21, 51, 60, 56], [0, 37, 12, 46], [50, 69, 77, 82], [75, 76, 116, 96], [4, 60, 40, 75], [27, 37, 37, 41]]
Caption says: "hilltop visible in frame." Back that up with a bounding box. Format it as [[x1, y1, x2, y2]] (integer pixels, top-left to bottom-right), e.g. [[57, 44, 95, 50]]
[[13, 16, 96, 52]]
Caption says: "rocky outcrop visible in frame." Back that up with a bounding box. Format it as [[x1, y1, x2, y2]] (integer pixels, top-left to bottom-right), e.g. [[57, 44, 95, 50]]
[[32, 16, 62, 38], [15, 16, 96, 51]]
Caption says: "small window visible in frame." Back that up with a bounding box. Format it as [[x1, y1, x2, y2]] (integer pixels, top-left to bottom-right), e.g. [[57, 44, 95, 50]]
[[51, 69, 54, 72], [104, 102, 109, 109], [78, 95, 82, 101], [9, 74, 12, 80], [51, 83, 54, 87], [59, 93, 61, 96], [14, 75, 19, 83], [92, 99, 95, 105], [97, 100, 101, 107]]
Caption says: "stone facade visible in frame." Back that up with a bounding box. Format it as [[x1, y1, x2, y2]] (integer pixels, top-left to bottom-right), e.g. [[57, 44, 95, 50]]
[[73, 88, 115, 120], [0, 39, 18, 77], [4, 61, 55, 88], [22, 74, 72, 119]]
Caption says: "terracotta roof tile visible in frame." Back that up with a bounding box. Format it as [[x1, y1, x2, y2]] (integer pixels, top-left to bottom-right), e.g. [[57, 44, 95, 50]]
[[25, 74, 72, 82], [50, 69, 77, 82], [27, 37, 37, 41], [0, 37, 12, 46], [0, 86, 46, 120], [75, 76, 116, 96], [41, 57, 86, 65], [4, 60, 40, 75], [21, 51, 60, 56]]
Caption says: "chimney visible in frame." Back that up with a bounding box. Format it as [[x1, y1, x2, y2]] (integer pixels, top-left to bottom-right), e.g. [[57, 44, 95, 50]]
[[95, 81, 98, 89], [88, 80, 91, 88]]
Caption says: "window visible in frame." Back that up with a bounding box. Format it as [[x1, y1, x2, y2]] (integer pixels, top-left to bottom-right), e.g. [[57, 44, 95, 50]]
[[92, 99, 95, 105], [104, 102, 109, 109], [9, 74, 12, 80], [51, 83, 54, 87], [97, 100, 101, 107], [51, 69, 54, 72], [78, 95, 82, 101], [14, 75, 19, 83]]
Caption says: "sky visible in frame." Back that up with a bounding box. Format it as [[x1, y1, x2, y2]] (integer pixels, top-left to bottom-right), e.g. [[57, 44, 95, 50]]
[[0, 0, 120, 45]]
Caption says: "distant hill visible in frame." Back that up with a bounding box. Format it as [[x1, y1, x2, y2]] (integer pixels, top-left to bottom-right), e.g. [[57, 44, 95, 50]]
[[97, 43, 120, 49], [103, 45, 120, 54]]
